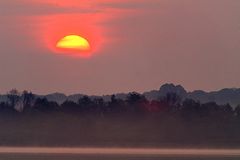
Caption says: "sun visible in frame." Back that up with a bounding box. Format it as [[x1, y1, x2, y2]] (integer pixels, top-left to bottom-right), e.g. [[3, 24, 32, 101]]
[[56, 35, 91, 51]]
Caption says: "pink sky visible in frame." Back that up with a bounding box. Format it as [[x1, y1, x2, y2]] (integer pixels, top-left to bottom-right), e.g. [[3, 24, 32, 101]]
[[0, 0, 240, 95]]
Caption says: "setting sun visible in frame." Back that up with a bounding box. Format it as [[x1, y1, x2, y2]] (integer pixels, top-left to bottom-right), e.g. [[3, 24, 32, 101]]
[[56, 35, 91, 51]]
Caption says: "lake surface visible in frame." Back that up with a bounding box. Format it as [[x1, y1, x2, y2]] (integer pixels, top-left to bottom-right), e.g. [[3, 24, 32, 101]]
[[1, 148, 240, 160], [0, 154, 240, 160]]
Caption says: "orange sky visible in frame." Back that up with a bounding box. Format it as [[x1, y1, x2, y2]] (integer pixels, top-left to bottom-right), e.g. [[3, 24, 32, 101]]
[[24, 0, 135, 57], [0, 0, 240, 95], [40, 13, 107, 57]]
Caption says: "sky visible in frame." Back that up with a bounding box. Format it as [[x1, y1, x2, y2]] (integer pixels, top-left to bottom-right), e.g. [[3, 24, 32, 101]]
[[0, 0, 240, 95]]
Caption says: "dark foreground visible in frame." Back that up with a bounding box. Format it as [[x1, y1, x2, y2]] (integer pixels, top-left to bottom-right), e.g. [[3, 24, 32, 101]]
[[1, 112, 240, 148], [2, 90, 240, 147]]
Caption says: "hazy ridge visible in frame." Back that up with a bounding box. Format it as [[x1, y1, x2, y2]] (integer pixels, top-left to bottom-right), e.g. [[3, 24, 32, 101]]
[[1, 83, 240, 107]]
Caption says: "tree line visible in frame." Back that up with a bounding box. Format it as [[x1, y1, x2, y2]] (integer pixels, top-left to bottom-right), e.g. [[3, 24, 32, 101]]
[[1, 89, 240, 120]]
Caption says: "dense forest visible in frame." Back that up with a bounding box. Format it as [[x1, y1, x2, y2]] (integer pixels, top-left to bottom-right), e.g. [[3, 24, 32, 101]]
[[1, 89, 240, 148]]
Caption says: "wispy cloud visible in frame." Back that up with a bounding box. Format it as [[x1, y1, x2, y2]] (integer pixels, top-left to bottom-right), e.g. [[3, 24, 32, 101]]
[[0, 0, 151, 16], [0, 1, 94, 15]]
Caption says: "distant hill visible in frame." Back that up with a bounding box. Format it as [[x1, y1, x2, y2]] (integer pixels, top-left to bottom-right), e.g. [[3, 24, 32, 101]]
[[144, 83, 240, 107], [188, 88, 240, 107], [44, 93, 68, 104], [144, 83, 187, 100], [1, 83, 240, 107]]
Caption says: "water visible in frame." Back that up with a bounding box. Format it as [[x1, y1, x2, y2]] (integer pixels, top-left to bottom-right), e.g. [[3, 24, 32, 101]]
[[0, 148, 240, 160], [0, 154, 239, 160]]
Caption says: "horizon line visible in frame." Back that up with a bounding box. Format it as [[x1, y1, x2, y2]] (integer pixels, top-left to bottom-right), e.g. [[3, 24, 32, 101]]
[[0, 83, 239, 96]]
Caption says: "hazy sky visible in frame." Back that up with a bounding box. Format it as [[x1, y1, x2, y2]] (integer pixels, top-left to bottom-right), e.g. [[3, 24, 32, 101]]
[[0, 0, 240, 95]]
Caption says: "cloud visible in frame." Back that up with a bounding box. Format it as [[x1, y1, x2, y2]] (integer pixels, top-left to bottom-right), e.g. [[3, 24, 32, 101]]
[[0, 1, 95, 16], [0, 0, 139, 16], [0, 0, 151, 16]]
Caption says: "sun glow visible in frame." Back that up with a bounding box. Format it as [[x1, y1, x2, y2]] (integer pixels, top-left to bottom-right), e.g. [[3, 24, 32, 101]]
[[39, 13, 106, 58], [56, 35, 90, 51]]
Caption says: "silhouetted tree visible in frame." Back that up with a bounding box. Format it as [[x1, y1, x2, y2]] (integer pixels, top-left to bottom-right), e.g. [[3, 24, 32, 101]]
[[148, 100, 162, 112], [181, 99, 201, 119], [22, 90, 35, 112], [34, 98, 59, 113], [235, 105, 240, 117], [61, 100, 80, 113], [78, 96, 93, 112], [7, 89, 21, 108], [92, 98, 106, 113], [219, 104, 234, 120], [126, 92, 148, 113], [108, 95, 125, 113], [199, 102, 224, 119], [0, 102, 17, 114], [159, 92, 181, 112]]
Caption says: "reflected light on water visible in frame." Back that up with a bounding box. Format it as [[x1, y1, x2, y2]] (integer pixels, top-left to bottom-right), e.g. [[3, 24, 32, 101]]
[[0, 147, 240, 157]]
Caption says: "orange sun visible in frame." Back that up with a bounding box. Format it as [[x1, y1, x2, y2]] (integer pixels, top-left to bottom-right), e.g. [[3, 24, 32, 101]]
[[39, 13, 107, 58], [56, 35, 91, 56]]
